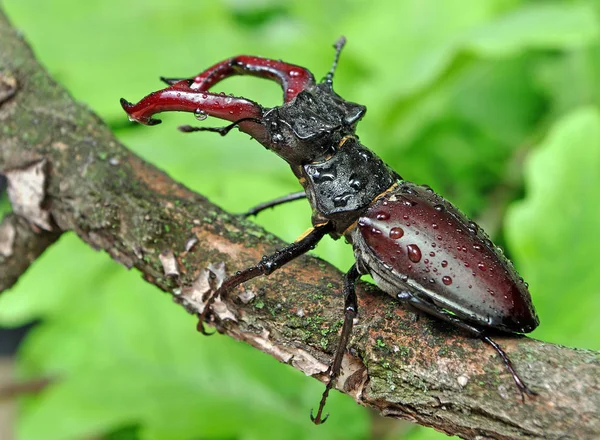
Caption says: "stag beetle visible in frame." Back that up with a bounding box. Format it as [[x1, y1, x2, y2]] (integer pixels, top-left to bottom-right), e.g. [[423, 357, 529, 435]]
[[121, 37, 539, 424]]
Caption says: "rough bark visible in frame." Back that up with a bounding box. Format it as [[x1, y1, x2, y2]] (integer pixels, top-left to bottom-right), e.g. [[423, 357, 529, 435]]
[[0, 8, 598, 440]]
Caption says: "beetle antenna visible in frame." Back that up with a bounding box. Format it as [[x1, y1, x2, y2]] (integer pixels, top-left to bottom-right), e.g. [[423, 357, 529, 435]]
[[178, 117, 262, 136], [324, 36, 347, 84]]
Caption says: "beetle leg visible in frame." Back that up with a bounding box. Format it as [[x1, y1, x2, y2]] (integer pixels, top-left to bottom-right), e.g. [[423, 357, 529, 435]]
[[120, 87, 269, 142], [197, 223, 332, 334], [242, 191, 307, 218], [311, 264, 360, 425], [404, 294, 536, 400]]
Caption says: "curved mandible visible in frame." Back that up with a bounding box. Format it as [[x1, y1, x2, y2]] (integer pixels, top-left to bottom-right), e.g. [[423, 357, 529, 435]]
[[162, 56, 316, 103]]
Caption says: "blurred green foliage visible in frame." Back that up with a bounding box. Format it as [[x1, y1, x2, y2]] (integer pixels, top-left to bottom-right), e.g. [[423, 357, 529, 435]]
[[1, 0, 599, 439]]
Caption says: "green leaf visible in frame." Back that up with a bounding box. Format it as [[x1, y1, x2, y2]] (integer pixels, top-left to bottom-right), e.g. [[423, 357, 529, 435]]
[[467, 3, 600, 56], [506, 107, 600, 350]]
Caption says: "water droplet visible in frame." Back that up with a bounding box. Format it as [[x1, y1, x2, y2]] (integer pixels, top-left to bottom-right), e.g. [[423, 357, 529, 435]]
[[289, 70, 300, 77], [407, 244, 422, 263], [467, 221, 479, 233], [441, 260, 448, 268], [524, 282, 529, 288], [371, 227, 381, 234], [194, 108, 208, 120], [403, 215, 409, 220], [349, 178, 363, 190], [389, 227, 404, 239], [429, 251, 435, 257], [401, 186, 416, 195], [424, 259, 429, 264], [397, 291, 411, 300], [333, 194, 350, 207], [429, 278, 435, 284], [473, 244, 482, 251], [377, 212, 390, 220], [442, 276, 452, 286], [487, 288, 495, 296], [431, 243, 437, 248], [478, 263, 486, 271], [273, 133, 284, 143], [432, 223, 439, 229], [400, 274, 409, 282], [383, 263, 393, 270], [434, 204, 445, 212]]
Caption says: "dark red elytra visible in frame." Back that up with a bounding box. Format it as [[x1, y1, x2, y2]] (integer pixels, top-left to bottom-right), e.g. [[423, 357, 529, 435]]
[[356, 182, 537, 333]]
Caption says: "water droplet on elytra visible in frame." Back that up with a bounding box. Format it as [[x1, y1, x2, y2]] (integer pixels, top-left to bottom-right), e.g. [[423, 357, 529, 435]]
[[407, 244, 422, 263], [478, 263, 487, 271], [434, 204, 445, 212], [441, 260, 448, 268], [377, 212, 390, 220], [429, 251, 435, 257], [389, 227, 404, 239], [467, 221, 479, 233], [442, 276, 452, 286], [432, 223, 438, 229], [400, 274, 409, 282]]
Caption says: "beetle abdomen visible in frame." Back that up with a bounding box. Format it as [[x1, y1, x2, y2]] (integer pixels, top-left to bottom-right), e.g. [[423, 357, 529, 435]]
[[351, 182, 538, 334]]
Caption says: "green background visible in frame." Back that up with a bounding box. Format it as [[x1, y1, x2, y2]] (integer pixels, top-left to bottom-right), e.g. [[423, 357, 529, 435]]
[[1, 0, 599, 439]]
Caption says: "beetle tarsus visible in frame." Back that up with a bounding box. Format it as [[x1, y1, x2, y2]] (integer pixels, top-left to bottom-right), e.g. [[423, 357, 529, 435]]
[[311, 264, 360, 424], [196, 319, 215, 336], [482, 335, 537, 401], [310, 408, 329, 425]]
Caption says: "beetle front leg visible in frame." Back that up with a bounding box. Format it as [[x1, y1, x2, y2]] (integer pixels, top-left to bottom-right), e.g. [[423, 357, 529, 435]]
[[242, 191, 307, 217], [311, 264, 360, 425], [197, 223, 332, 334]]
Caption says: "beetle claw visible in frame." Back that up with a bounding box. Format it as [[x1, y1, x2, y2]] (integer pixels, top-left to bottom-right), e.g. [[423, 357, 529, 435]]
[[196, 319, 215, 336], [310, 408, 329, 425]]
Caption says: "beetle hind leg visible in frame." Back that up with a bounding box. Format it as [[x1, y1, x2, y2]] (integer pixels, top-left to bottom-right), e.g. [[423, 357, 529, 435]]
[[311, 264, 360, 425], [404, 294, 536, 401]]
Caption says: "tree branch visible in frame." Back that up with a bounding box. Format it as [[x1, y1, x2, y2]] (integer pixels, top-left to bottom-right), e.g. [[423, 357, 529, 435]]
[[0, 212, 62, 291], [0, 9, 598, 440]]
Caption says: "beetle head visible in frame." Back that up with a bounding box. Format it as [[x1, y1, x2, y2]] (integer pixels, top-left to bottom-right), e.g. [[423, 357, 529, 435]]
[[262, 82, 366, 164]]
